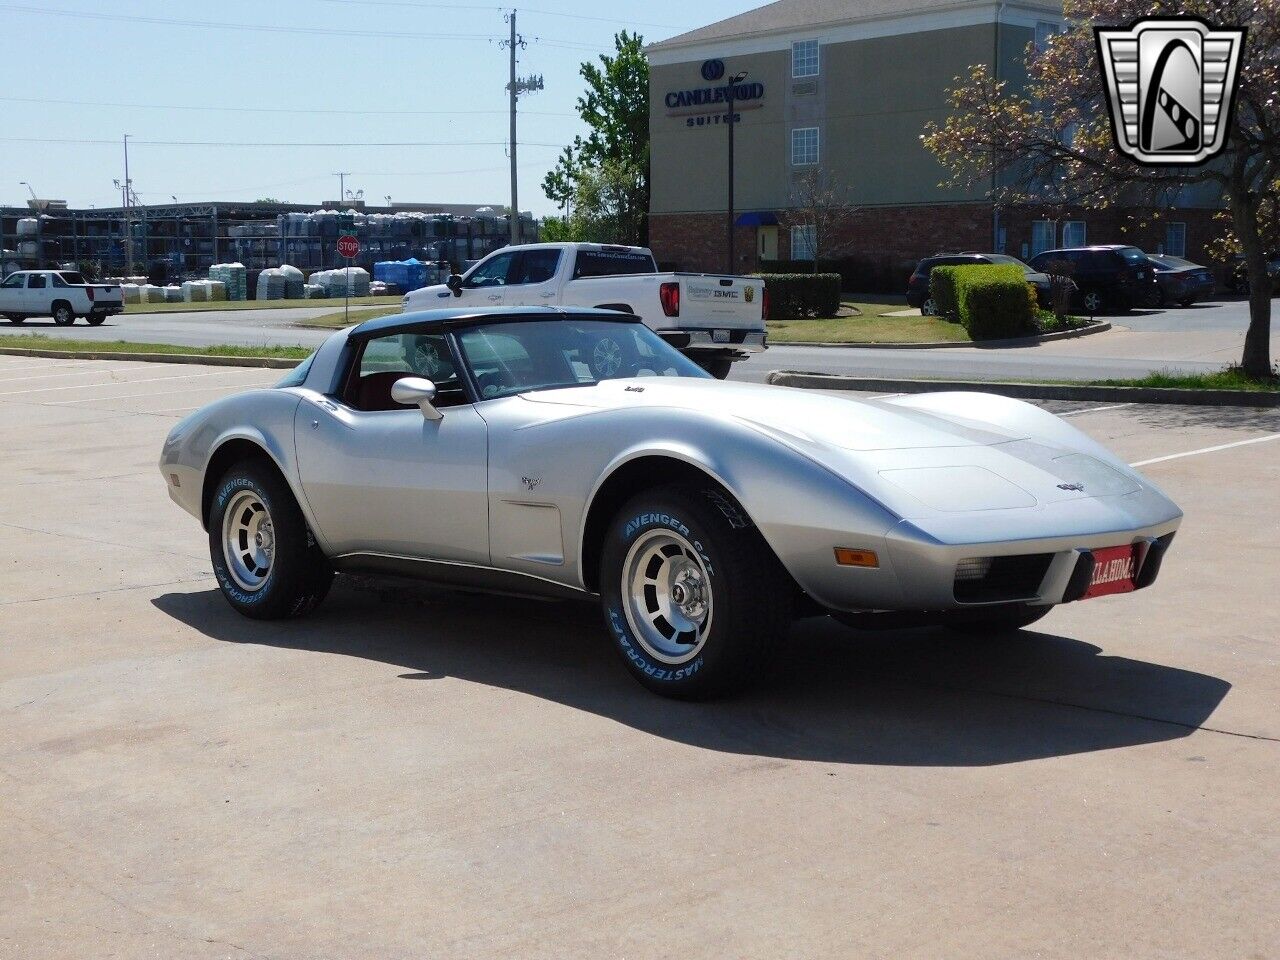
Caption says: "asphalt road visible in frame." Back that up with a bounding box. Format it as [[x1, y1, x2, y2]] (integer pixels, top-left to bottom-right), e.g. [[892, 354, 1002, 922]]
[[2, 355, 1277, 958], [5, 296, 1274, 382]]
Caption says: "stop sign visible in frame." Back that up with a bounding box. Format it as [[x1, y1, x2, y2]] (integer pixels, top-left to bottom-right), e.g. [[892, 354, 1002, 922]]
[[336, 234, 360, 259]]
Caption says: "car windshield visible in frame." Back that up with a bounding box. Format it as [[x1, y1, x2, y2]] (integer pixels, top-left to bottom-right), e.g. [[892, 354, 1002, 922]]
[[455, 319, 710, 399], [983, 253, 1036, 273], [1117, 247, 1148, 263]]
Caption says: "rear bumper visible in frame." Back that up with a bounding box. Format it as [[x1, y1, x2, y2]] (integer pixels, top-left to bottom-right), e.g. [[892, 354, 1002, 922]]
[[660, 329, 767, 355]]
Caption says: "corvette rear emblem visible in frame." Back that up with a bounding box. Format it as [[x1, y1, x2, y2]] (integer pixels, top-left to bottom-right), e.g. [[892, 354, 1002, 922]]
[[1095, 17, 1246, 166], [1057, 482, 1085, 492]]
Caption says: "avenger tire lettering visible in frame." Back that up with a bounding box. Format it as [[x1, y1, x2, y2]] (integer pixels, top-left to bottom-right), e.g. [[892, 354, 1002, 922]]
[[599, 485, 790, 699]]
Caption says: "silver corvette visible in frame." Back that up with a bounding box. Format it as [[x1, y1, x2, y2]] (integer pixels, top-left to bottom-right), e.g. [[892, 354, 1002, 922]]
[[161, 307, 1181, 698]]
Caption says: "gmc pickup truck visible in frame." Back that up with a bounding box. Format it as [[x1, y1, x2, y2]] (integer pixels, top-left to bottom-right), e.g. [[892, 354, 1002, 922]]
[[403, 242, 766, 377], [0, 270, 124, 326]]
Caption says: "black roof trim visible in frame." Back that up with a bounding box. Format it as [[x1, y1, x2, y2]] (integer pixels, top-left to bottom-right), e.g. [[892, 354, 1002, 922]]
[[348, 305, 642, 339]]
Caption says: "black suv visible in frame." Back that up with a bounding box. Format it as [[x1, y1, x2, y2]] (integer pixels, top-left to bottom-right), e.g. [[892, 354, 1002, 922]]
[[1028, 245, 1158, 313], [906, 253, 1051, 314]]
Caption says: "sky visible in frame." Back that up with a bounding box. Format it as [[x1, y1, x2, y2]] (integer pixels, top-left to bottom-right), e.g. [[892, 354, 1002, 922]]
[[0, 0, 750, 216]]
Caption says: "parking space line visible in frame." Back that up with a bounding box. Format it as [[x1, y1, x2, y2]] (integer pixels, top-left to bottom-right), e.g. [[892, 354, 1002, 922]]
[[1131, 433, 1280, 467], [49, 379, 273, 404], [1060, 403, 1135, 417], [0, 364, 154, 383], [0, 369, 267, 397]]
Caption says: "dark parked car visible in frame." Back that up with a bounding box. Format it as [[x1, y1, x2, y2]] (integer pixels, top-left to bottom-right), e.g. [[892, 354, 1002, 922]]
[[1028, 245, 1158, 314], [1146, 255, 1216, 306], [1228, 254, 1280, 294], [907, 253, 1051, 315]]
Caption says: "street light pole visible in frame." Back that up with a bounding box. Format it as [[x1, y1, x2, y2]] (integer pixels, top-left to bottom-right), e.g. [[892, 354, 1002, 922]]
[[122, 134, 133, 277], [726, 71, 747, 274]]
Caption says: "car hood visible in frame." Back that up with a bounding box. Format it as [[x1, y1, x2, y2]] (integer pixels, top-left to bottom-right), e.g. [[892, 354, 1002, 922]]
[[520, 378, 1023, 451]]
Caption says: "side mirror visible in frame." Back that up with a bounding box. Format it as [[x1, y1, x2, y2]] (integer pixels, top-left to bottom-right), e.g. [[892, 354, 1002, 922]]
[[446, 274, 463, 297], [391, 376, 443, 420]]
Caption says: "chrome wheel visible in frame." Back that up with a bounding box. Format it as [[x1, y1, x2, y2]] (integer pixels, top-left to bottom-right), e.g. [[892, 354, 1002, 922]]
[[221, 490, 275, 592], [921, 297, 937, 316], [621, 529, 714, 664], [592, 337, 624, 378], [1082, 290, 1103, 313]]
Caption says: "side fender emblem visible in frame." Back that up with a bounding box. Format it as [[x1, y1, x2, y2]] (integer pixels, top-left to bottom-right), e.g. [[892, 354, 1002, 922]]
[[521, 476, 542, 491], [1057, 482, 1085, 492]]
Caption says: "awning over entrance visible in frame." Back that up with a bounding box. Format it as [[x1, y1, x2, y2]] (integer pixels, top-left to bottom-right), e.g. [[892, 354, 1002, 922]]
[[734, 211, 778, 227]]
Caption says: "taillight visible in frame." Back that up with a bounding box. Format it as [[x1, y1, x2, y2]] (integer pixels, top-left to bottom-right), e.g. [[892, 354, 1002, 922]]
[[86, 287, 95, 302], [761, 286, 769, 321], [659, 281, 680, 317]]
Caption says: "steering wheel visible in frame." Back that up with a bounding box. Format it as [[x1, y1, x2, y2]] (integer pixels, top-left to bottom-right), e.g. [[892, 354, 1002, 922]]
[[475, 370, 508, 399], [587, 333, 637, 380]]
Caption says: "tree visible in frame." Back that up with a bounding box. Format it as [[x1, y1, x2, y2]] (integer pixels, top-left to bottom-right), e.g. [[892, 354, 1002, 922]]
[[922, 0, 1278, 378], [542, 31, 649, 245], [776, 167, 860, 271]]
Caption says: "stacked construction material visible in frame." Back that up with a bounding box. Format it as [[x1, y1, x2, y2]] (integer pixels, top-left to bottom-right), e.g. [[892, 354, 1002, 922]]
[[206, 280, 228, 301], [255, 268, 286, 301], [310, 267, 370, 298], [278, 264, 305, 299], [121, 283, 141, 304], [373, 257, 430, 292], [303, 283, 326, 299], [163, 285, 183, 303], [208, 262, 248, 301], [140, 284, 164, 303]]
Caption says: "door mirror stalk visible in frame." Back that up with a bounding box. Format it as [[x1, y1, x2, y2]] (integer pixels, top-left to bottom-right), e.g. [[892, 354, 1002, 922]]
[[391, 377, 444, 420]]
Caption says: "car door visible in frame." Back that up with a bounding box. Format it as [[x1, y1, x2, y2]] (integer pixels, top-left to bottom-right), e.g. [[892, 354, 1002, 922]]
[[0, 272, 24, 311], [24, 273, 48, 313], [502, 248, 562, 306], [293, 329, 490, 563], [457, 249, 517, 308]]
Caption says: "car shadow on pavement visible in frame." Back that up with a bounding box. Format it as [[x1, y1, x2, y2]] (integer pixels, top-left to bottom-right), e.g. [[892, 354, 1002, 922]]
[[152, 580, 1230, 768]]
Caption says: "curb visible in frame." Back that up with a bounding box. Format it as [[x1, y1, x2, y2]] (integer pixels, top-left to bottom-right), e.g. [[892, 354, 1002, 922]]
[[766, 371, 1280, 408], [772, 321, 1110, 350], [0, 347, 301, 369]]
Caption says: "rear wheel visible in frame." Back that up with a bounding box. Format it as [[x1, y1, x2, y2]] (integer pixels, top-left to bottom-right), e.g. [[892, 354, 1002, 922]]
[[1179, 297, 1195, 307], [51, 302, 75, 326], [599, 485, 790, 699], [85, 312, 106, 326], [921, 296, 937, 316], [942, 605, 1051, 637], [694, 355, 733, 379], [207, 459, 332, 620], [1080, 288, 1104, 314]]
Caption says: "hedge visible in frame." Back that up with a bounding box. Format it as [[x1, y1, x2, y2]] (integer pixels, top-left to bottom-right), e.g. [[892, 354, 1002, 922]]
[[932, 264, 1037, 340], [754, 273, 842, 320]]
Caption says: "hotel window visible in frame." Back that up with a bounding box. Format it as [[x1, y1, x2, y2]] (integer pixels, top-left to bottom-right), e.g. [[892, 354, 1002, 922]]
[[1165, 222, 1187, 257], [791, 225, 817, 261], [1062, 220, 1087, 247], [791, 126, 819, 165], [1031, 220, 1055, 256], [792, 40, 819, 78]]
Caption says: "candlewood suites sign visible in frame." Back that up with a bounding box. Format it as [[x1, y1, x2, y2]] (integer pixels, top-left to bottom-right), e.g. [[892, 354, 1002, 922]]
[[664, 59, 765, 127]]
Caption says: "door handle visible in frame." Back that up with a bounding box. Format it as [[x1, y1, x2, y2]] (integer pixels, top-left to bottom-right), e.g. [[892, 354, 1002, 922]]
[[539, 291, 555, 298]]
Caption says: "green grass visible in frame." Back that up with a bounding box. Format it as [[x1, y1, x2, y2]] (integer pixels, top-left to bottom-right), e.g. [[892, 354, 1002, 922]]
[[768, 303, 971, 344], [124, 295, 401, 313], [1085, 368, 1279, 392], [301, 304, 404, 329], [0, 333, 311, 360]]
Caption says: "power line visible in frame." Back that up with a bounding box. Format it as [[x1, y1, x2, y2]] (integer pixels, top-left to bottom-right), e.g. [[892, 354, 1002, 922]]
[[0, 95, 574, 119], [0, 137, 565, 147], [309, 0, 675, 29], [0, 2, 606, 48], [131, 163, 549, 199]]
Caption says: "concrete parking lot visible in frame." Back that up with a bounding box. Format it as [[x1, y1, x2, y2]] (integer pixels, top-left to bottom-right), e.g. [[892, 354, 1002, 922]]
[[1, 356, 1278, 959]]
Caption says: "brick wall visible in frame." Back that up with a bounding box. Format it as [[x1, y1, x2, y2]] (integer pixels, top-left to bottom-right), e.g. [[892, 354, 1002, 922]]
[[999, 206, 1222, 268]]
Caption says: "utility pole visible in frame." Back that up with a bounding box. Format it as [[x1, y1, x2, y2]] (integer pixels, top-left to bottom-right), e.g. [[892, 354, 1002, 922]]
[[123, 134, 134, 277], [725, 72, 747, 274], [501, 11, 543, 245], [334, 172, 351, 207]]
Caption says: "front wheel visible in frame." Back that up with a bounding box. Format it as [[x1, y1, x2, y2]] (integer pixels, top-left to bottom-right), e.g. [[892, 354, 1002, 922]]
[[942, 605, 1051, 637], [693, 355, 733, 379], [599, 485, 791, 699], [52, 302, 75, 326], [207, 459, 333, 620]]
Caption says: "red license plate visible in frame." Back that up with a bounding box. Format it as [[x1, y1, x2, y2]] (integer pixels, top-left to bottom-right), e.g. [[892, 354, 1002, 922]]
[[1083, 544, 1138, 599]]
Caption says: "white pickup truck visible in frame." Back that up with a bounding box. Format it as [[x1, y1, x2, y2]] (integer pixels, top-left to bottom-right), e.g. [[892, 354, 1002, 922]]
[[403, 242, 766, 377], [0, 270, 124, 326]]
